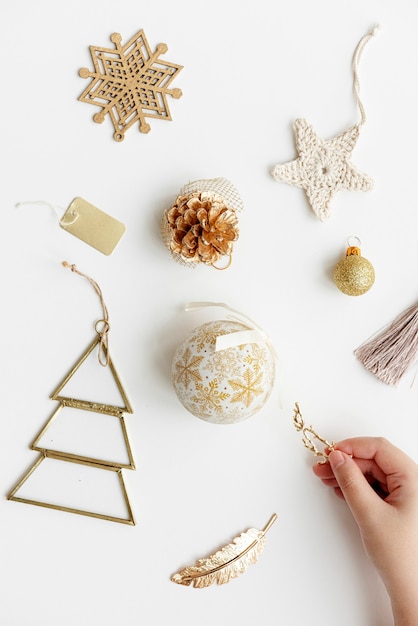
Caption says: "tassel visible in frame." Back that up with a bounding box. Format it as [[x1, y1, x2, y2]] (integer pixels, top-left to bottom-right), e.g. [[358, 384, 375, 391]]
[[354, 302, 418, 385]]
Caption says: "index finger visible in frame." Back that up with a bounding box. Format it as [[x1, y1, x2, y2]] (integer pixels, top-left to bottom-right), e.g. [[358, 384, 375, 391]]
[[335, 437, 417, 477]]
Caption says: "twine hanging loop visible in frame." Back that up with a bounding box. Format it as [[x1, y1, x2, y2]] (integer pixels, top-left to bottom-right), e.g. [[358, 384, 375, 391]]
[[62, 261, 110, 366]]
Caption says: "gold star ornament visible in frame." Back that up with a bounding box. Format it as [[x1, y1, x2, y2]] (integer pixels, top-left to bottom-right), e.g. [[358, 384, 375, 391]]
[[271, 119, 373, 221], [271, 25, 380, 221]]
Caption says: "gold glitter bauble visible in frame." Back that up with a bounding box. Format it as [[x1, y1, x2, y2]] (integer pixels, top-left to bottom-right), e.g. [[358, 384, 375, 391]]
[[333, 246, 375, 296]]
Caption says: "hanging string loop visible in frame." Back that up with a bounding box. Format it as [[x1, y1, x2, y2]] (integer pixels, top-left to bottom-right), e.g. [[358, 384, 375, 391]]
[[352, 24, 381, 125], [62, 261, 110, 366]]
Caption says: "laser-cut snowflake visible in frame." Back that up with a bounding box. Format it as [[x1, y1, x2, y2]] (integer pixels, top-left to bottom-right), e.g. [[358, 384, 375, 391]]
[[78, 30, 183, 142]]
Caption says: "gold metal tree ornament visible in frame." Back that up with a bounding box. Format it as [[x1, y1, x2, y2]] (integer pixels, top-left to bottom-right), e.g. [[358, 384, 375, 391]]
[[78, 29, 183, 141], [171, 514, 277, 587], [292, 402, 335, 464], [8, 263, 136, 525]]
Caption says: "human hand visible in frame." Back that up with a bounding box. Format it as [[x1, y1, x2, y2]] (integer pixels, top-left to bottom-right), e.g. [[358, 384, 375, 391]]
[[313, 437, 418, 625]]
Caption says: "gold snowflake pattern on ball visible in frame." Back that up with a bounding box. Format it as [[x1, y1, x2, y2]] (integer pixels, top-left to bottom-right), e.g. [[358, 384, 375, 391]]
[[229, 369, 264, 408], [206, 349, 242, 377], [78, 30, 183, 142], [192, 380, 230, 416], [194, 324, 226, 352], [243, 345, 268, 373], [174, 348, 203, 387]]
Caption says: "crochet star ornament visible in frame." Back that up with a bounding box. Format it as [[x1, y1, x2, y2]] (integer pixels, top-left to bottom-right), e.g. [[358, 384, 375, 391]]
[[271, 25, 380, 221], [78, 30, 183, 141], [271, 118, 373, 221]]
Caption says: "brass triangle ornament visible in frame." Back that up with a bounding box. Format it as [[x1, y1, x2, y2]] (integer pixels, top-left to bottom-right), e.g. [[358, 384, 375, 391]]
[[50, 332, 133, 416], [8, 449, 135, 526], [30, 401, 136, 471], [8, 262, 136, 525]]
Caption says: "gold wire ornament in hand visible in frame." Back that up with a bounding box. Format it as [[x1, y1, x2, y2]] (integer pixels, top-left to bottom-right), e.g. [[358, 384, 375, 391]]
[[292, 402, 335, 464]]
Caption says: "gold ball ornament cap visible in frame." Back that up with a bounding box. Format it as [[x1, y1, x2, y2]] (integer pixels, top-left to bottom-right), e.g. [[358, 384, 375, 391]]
[[333, 245, 375, 296]]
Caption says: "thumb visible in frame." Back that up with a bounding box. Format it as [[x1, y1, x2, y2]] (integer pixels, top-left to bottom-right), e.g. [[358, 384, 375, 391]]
[[328, 449, 382, 525]]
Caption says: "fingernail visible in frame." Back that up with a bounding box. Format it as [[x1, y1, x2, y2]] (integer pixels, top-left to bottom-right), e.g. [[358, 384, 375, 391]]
[[329, 450, 345, 470]]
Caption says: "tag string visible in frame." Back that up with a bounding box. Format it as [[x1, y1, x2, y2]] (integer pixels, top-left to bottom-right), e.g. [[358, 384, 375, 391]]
[[16, 200, 78, 226], [62, 261, 110, 366], [352, 24, 381, 126]]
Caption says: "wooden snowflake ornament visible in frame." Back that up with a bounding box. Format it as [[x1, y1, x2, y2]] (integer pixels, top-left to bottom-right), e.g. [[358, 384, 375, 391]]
[[78, 30, 183, 141]]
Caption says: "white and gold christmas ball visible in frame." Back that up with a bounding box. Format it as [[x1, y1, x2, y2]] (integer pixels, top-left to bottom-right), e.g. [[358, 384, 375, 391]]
[[171, 320, 275, 424]]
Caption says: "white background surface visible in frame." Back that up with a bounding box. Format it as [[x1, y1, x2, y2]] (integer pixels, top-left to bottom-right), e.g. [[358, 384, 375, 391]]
[[2, 1, 418, 624]]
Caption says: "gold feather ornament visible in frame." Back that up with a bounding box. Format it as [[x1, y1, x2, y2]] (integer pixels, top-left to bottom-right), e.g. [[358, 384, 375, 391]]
[[171, 513, 277, 587]]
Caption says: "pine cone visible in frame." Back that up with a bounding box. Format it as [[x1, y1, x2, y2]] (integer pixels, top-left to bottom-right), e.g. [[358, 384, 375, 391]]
[[163, 191, 239, 266]]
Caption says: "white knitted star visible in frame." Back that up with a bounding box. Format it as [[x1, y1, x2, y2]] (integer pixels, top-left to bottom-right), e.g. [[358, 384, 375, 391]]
[[271, 118, 373, 221]]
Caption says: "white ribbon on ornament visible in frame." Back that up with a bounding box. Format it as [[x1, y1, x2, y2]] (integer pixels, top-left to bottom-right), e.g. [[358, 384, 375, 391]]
[[184, 302, 282, 408], [184, 302, 273, 351], [184, 302, 283, 408]]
